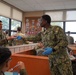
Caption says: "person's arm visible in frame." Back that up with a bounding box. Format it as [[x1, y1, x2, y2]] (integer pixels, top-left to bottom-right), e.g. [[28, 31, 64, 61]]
[[0, 31, 16, 46], [0, 38, 8, 45], [17, 61, 28, 75], [53, 26, 68, 52], [0, 32, 8, 46], [25, 32, 42, 43]]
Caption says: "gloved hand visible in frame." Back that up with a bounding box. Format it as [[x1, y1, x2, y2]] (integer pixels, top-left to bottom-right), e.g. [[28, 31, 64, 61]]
[[16, 36, 22, 40], [42, 47, 53, 55]]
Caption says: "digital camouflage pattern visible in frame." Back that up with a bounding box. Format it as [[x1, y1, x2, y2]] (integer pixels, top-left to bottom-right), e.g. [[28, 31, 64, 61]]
[[0, 30, 8, 46], [14, 38, 29, 45], [25, 33, 42, 43], [42, 26, 73, 75], [31, 26, 73, 75]]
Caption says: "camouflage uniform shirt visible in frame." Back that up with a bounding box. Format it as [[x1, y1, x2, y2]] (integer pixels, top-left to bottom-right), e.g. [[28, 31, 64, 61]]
[[0, 30, 8, 46], [40, 26, 73, 75]]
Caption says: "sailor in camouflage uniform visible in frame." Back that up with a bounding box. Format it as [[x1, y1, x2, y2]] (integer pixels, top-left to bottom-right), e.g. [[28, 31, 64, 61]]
[[0, 20, 8, 46], [0, 20, 14, 46], [31, 15, 73, 75]]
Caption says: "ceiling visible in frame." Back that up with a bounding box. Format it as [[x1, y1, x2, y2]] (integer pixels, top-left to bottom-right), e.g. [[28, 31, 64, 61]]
[[3, 0, 76, 12]]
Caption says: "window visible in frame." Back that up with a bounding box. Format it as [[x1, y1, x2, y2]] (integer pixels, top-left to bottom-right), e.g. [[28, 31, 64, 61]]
[[65, 22, 76, 32], [11, 19, 21, 30], [0, 16, 9, 30], [51, 22, 63, 29], [0, 2, 11, 18], [65, 22, 76, 43], [45, 11, 63, 21], [66, 11, 76, 20], [11, 19, 22, 35], [12, 8, 22, 21]]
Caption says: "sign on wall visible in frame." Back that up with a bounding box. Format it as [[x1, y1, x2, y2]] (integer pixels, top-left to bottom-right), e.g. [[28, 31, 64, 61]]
[[25, 17, 42, 36]]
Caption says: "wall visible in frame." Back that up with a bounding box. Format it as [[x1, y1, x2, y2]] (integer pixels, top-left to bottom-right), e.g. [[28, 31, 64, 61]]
[[22, 11, 44, 33], [24, 11, 44, 17]]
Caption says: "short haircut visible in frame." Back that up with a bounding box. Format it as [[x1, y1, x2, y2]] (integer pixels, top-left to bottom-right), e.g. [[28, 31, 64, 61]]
[[42, 15, 51, 24], [0, 47, 11, 65], [0, 20, 2, 22], [67, 31, 70, 34], [17, 27, 21, 31], [5, 30, 9, 34]]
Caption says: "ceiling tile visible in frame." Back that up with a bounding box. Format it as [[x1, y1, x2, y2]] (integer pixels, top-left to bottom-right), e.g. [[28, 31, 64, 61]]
[[3, 0, 76, 12]]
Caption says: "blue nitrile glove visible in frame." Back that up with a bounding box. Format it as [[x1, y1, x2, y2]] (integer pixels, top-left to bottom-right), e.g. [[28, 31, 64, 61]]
[[16, 36, 22, 40], [42, 47, 53, 55]]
